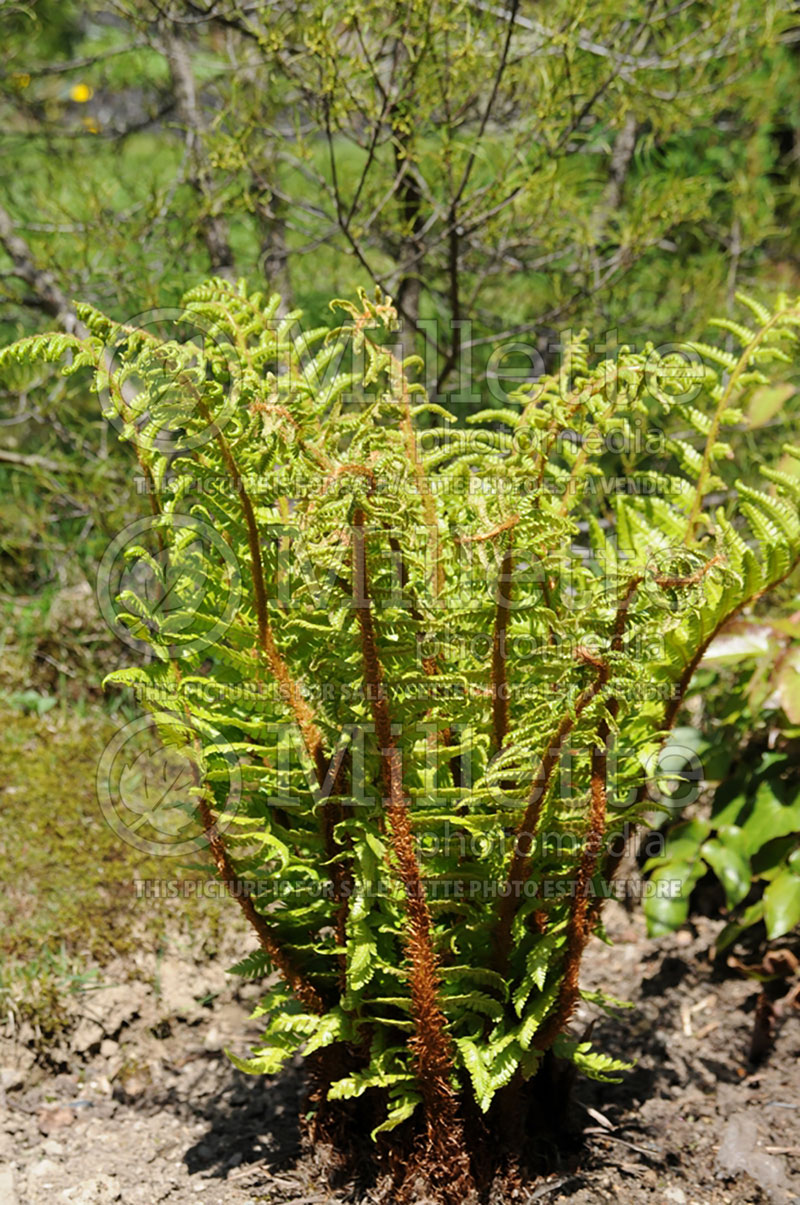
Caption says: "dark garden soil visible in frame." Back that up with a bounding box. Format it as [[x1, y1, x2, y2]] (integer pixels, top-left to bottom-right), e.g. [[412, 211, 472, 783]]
[[1, 900, 798, 1205]]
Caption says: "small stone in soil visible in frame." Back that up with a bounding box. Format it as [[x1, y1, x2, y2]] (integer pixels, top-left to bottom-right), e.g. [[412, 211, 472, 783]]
[[0, 1165, 18, 1205], [71, 1019, 104, 1056], [60, 1173, 121, 1203], [716, 1112, 789, 1202], [0, 1067, 24, 1092], [37, 1107, 74, 1135], [29, 1156, 61, 1180]]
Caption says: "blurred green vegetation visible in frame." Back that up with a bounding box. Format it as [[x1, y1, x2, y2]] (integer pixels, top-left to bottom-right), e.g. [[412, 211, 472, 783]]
[[3, 1, 800, 606]]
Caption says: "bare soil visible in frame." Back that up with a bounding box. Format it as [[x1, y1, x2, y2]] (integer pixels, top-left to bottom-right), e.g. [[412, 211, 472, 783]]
[[1, 902, 798, 1205]]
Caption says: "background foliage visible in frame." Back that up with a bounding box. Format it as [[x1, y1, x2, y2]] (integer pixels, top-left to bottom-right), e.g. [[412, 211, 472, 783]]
[[4, 0, 800, 596]]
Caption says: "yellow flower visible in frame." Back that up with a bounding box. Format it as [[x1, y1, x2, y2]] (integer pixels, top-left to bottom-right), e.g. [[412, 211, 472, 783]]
[[12, 72, 31, 89], [82, 116, 100, 134], [70, 83, 93, 103]]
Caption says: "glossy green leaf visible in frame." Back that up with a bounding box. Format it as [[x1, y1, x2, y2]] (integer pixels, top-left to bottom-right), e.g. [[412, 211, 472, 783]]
[[764, 869, 800, 940], [700, 834, 751, 908]]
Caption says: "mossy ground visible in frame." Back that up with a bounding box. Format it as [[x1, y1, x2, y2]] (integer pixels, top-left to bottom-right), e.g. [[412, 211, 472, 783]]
[[0, 700, 227, 1046]]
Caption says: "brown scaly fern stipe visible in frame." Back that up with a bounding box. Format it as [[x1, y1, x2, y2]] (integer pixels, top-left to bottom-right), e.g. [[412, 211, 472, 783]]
[[494, 578, 641, 1011], [189, 384, 354, 967], [352, 505, 475, 1201], [170, 658, 325, 1017], [197, 795, 325, 1016], [533, 581, 640, 1047], [533, 731, 608, 1051]]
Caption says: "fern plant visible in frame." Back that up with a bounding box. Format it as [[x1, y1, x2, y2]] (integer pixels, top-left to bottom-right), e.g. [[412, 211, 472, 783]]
[[3, 282, 799, 1199]]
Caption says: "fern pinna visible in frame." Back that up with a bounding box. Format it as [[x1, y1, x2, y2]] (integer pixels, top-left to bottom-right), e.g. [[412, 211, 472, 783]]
[[3, 283, 799, 1198]]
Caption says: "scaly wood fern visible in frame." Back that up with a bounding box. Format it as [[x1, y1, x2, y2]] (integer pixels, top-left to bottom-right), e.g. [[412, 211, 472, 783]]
[[3, 282, 799, 1198]]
